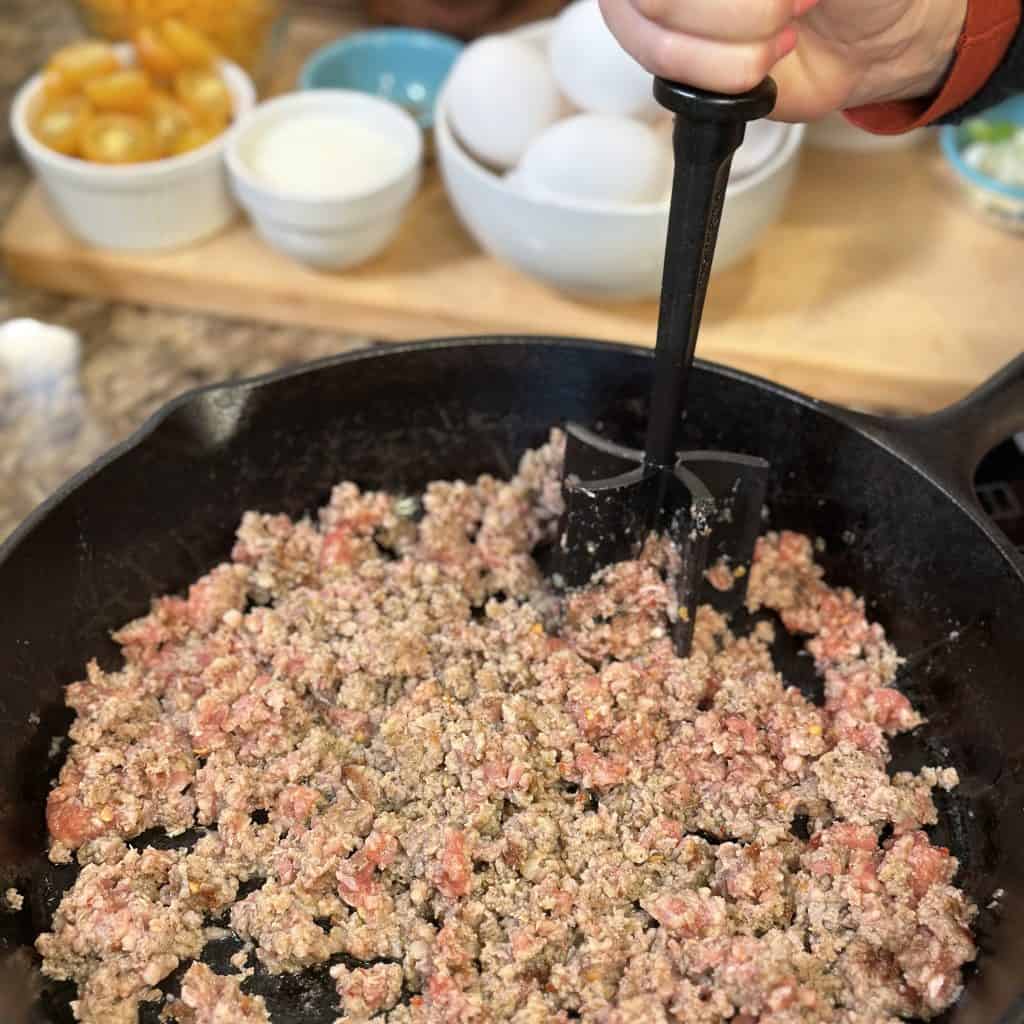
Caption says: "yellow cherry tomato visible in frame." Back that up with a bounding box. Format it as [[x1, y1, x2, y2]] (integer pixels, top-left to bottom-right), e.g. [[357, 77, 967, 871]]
[[134, 25, 181, 79], [48, 40, 120, 88], [170, 121, 221, 155], [84, 69, 151, 114], [41, 69, 74, 100], [173, 66, 231, 127], [160, 18, 219, 66], [147, 90, 194, 155], [80, 113, 159, 164], [32, 95, 92, 157]]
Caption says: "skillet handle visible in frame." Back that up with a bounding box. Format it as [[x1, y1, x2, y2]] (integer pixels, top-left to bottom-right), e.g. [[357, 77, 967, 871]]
[[866, 352, 1024, 510]]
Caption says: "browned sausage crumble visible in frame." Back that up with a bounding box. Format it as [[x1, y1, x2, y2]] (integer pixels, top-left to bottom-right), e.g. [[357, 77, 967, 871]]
[[36, 430, 976, 1024]]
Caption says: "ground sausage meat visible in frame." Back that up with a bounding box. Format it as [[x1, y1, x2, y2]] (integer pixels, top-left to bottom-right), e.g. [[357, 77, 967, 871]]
[[167, 962, 270, 1023], [37, 430, 976, 1022]]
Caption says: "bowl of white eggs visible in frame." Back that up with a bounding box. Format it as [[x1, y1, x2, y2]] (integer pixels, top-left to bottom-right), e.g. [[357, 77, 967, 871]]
[[435, 0, 804, 300]]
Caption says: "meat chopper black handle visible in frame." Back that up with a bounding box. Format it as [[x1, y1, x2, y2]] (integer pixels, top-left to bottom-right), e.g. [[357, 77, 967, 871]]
[[644, 77, 777, 470]]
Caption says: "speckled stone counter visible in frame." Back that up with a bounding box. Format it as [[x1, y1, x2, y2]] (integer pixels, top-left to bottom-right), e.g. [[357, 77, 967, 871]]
[[0, 0, 375, 542]]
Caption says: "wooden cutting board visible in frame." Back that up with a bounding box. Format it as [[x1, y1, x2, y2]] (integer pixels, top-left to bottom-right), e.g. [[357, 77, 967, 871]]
[[3, 140, 1022, 413]]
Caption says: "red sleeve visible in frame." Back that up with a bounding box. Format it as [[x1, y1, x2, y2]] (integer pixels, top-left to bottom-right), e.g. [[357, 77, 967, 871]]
[[842, 0, 1021, 134]]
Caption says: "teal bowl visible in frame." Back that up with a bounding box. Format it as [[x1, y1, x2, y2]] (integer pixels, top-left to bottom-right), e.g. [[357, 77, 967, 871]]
[[939, 94, 1024, 233], [300, 29, 464, 133]]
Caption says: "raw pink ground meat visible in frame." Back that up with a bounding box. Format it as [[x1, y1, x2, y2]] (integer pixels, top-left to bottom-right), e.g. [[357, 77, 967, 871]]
[[167, 962, 270, 1023], [36, 430, 975, 1023]]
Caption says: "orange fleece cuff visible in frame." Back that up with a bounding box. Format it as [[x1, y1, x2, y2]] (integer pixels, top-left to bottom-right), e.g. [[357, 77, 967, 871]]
[[842, 0, 1021, 134]]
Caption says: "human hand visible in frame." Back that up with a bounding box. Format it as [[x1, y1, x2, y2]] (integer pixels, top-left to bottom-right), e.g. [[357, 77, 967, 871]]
[[598, 0, 968, 121]]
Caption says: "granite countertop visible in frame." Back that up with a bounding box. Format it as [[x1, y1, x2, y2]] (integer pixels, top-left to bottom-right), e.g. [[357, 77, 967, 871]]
[[0, 0, 376, 543]]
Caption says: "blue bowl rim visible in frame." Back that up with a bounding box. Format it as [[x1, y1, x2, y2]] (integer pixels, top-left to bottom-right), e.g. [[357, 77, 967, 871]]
[[300, 28, 464, 92], [939, 122, 1024, 202]]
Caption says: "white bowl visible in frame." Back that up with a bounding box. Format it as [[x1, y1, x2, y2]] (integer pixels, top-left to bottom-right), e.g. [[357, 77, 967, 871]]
[[224, 90, 423, 271], [10, 44, 256, 252], [436, 21, 804, 300]]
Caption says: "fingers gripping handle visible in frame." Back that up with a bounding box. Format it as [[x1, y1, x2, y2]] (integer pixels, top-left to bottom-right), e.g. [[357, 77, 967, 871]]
[[644, 77, 777, 471]]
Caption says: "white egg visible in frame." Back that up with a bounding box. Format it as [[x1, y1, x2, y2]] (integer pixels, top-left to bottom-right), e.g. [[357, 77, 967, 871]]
[[516, 114, 671, 204], [653, 118, 675, 200], [549, 0, 659, 120], [653, 116, 675, 154], [503, 167, 531, 194], [731, 120, 785, 179], [651, 117, 783, 202], [446, 36, 562, 170]]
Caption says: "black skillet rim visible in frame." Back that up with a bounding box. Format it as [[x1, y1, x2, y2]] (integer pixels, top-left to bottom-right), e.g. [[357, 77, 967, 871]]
[[2, 335, 1021, 585]]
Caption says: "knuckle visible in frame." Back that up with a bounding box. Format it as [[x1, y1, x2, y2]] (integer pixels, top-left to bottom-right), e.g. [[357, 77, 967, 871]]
[[632, 0, 668, 22], [648, 32, 689, 80], [728, 45, 774, 93], [762, 0, 793, 34], [644, 34, 774, 93]]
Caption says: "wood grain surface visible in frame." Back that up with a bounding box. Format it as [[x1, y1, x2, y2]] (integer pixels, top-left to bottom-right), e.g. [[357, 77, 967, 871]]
[[5, 139, 1022, 412]]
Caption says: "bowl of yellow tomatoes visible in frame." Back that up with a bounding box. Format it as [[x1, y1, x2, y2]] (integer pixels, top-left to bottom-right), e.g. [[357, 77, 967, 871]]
[[11, 22, 256, 252]]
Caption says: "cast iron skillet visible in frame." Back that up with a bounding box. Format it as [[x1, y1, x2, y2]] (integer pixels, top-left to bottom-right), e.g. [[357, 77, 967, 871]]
[[0, 337, 1022, 1023]]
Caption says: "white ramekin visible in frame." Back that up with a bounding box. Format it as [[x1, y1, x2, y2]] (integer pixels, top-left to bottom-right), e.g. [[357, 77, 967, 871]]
[[224, 89, 423, 271], [10, 44, 256, 252]]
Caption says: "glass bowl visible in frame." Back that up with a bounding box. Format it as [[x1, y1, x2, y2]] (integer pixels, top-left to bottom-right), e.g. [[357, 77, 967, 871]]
[[68, 0, 288, 90], [939, 95, 1024, 235]]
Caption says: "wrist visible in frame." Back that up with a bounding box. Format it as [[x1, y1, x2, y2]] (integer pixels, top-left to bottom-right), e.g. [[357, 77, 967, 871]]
[[848, 0, 968, 106], [896, 0, 969, 99]]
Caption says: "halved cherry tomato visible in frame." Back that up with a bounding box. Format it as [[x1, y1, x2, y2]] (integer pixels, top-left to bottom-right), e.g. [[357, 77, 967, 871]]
[[80, 113, 159, 164], [161, 18, 219, 66], [170, 121, 221, 155], [134, 25, 181, 79], [84, 69, 151, 114], [173, 67, 231, 127], [32, 96, 92, 156], [41, 69, 74, 100], [35, 27, 235, 165], [48, 41, 120, 88], [147, 91, 194, 155]]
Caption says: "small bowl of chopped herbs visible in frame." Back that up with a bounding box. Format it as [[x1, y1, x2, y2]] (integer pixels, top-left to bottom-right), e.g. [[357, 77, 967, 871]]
[[940, 95, 1024, 233]]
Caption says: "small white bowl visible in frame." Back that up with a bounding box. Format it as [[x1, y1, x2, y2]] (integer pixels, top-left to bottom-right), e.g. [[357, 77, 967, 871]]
[[435, 21, 803, 301], [224, 90, 423, 271], [10, 44, 256, 252]]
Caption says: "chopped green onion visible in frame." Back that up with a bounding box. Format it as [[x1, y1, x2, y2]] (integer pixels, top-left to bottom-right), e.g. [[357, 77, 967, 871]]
[[963, 118, 1018, 144]]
